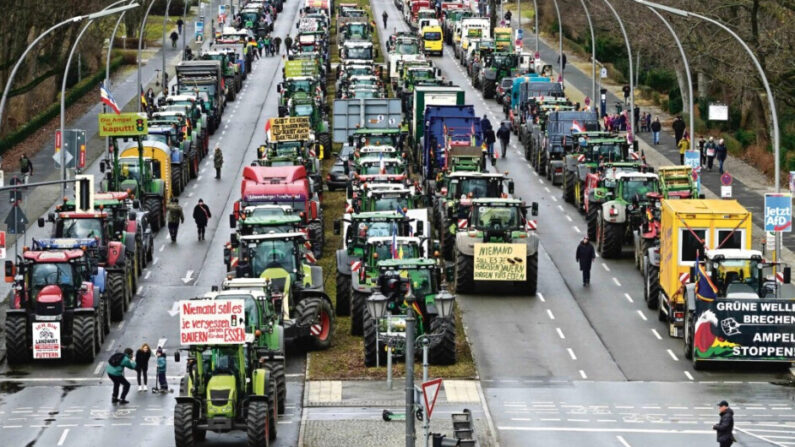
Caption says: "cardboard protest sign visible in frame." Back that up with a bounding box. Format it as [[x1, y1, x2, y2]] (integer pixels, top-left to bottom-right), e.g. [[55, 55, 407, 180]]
[[473, 243, 526, 281], [179, 299, 246, 345]]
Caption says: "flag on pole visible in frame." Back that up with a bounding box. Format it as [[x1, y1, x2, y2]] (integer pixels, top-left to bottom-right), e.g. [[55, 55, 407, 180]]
[[100, 84, 121, 114], [140, 85, 148, 109], [695, 264, 718, 302], [571, 120, 585, 133], [379, 152, 386, 175]]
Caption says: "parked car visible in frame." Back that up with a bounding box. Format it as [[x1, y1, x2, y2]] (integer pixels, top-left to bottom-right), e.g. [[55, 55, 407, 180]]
[[326, 161, 349, 191]]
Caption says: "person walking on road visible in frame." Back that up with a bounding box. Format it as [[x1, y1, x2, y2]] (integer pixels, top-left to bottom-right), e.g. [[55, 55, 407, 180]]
[[19, 154, 32, 184], [273, 36, 282, 55], [496, 121, 510, 159], [484, 126, 496, 163], [167, 198, 185, 243], [382, 11, 388, 29], [107, 348, 136, 404], [698, 135, 707, 166], [651, 117, 661, 145], [678, 135, 689, 165], [176, 18, 184, 34], [170, 30, 179, 48], [705, 136, 717, 171], [716, 138, 728, 174], [134, 344, 151, 391], [713, 400, 735, 447], [672, 115, 686, 146], [284, 35, 293, 55], [192, 199, 212, 241], [576, 237, 595, 287], [214, 145, 224, 179]]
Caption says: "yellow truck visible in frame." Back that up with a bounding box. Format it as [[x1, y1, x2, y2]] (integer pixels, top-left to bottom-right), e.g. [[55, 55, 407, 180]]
[[421, 25, 443, 56], [654, 199, 752, 338]]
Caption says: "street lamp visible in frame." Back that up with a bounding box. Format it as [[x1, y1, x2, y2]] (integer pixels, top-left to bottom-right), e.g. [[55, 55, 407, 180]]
[[182, 0, 190, 59], [600, 0, 634, 139], [532, 0, 538, 57], [162, 0, 174, 89], [138, 0, 158, 113], [551, 0, 563, 80], [366, 292, 389, 321], [578, 0, 596, 103], [641, 5, 693, 151], [434, 290, 455, 319], [636, 0, 782, 259], [104, 1, 137, 162]]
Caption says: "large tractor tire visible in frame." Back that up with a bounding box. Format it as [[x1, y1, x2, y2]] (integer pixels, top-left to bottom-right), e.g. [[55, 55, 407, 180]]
[[441, 221, 455, 261], [297, 297, 334, 350], [265, 379, 278, 441], [319, 133, 332, 157], [172, 165, 183, 196], [107, 272, 126, 321], [72, 314, 96, 363], [246, 401, 271, 447], [644, 259, 660, 309], [94, 310, 103, 351], [563, 170, 575, 203], [524, 252, 538, 296], [428, 317, 456, 365], [538, 151, 547, 176], [350, 291, 368, 336], [600, 221, 624, 259], [227, 85, 236, 102], [264, 360, 287, 414], [174, 402, 198, 447], [5, 314, 30, 364], [308, 221, 323, 258], [586, 206, 598, 241], [363, 304, 386, 367], [335, 272, 351, 316], [683, 311, 695, 360], [483, 80, 495, 99], [144, 197, 163, 231], [454, 251, 474, 293], [102, 297, 111, 335]]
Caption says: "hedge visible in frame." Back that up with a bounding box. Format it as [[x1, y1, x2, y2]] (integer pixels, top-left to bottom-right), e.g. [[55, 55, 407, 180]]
[[0, 55, 124, 155]]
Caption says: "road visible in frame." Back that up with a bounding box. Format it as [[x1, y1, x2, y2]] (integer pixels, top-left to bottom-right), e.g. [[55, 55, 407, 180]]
[[0, 1, 306, 446], [369, 0, 795, 446]]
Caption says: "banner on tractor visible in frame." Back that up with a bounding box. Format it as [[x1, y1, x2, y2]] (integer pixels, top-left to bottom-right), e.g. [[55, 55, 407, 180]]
[[284, 60, 319, 78], [473, 243, 526, 281], [179, 299, 246, 345], [269, 117, 311, 141], [98, 113, 148, 137], [32, 322, 61, 359]]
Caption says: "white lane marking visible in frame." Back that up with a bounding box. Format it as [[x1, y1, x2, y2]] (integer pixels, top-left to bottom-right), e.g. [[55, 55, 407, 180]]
[[579, 370, 587, 379], [159, 244, 165, 252], [145, 271, 151, 279], [667, 349, 680, 361], [538, 178, 545, 184], [137, 286, 143, 295], [192, 183, 198, 189], [200, 168, 206, 174], [637, 310, 648, 321], [106, 339, 115, 351], [551, 196, 558, 202], [617, 435, 631, 447], [546, 309, 555, 320], [197, 176, 202, 181], [651, 329, 663, 340], [544, 187, 550, 193], [557, 205, 564, 211], [117, 321, 125, 330], [573, 226, 581, 233], [601, 263, 609, 271], [498, 427, 713, 434], [567, 348, 577, 360], [566, 215, 573, 222], [57, 429, 69, 446], [624, 293, 633, 303], [684, 371, 694, 381], [537, 292, 545, 302], [128, 301, 135, 310], [556, 328, 565, 339], [188, 192, 194, 197], [612, 277, 621, 286], [93, 362, 104, 375], [153, 257, 159, 265]]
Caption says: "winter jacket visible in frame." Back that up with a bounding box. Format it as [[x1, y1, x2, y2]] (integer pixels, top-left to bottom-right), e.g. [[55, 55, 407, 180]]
[[496, 125, 510, 144], [716, 143, 728, 161], [157, 355, 167, 373], [705, 141, 717, 157], [134, 349, 151, 370], [214, 149, 224, 169], [484, 129, 496, 145], [713, 408, 734, 442], [672, 118, 686, 139], [167, 203, 185, 224], [651, 120, 661, 133], [106, 355, 136, 376], [575, 242, 595, 271], [193, 204, 212, 227], [678, 139, 689, 155]]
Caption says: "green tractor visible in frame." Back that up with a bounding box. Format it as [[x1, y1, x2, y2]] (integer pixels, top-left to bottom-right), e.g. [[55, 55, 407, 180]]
[[280, 94, 331, 151], [363, 258, 457, 366], [224, 232, 335, 351], [199, 50, 240, 100], [479, 52, 518, 99], [173, 342, 278, 447], [160, 95, 210, 159], [453, 198, 540, 295], [150, 111, 201, 181], [232, 213, 304, 236], [352, 184, 425, 213], [561, 133, 631, 212]]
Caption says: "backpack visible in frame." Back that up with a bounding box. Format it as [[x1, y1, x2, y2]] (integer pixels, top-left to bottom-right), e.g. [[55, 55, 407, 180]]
[[108, 352, 125, 367]]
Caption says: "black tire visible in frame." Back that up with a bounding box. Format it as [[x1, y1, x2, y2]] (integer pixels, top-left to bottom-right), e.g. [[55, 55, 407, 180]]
[[5, 314, 29, 364], [658, 292, 667, 322], [563, 169, 575, 203], [308, 221, 323, 258], [454, 251, 474, 293], [266, 378, 278, 441], [538, 151, 547, 176], [108, 272, 126, 321], [144, 197, 163, 232], [335, 272, 351, 316], [246, 401, 270, 447], [227, 86, 236, 102], [147, 239, 154, 263], [296, 297, 334, 350], [428, 317, 456, 365], [586, 205, 598, 241], [483, 80, 495, 99], [350, 291, 367, 336], [172, 165, 183, 196], [643, 259, 659, 309], [600, 222, 624, 259], [72, 314, 96, 363], [363, 304, 385, 367], [264, 360, 287, 415], [103, 296, 111, 335], [442, 220, 455, 261], [94, 310, 103, 351], [684, 311, 694, 360], [319, 133, 332, 157], [174, 402, 196, 447], [524, 253, 538, 296]]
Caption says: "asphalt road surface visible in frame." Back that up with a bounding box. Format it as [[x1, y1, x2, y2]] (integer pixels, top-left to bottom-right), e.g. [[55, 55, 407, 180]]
[[0, 2, 305, 446]]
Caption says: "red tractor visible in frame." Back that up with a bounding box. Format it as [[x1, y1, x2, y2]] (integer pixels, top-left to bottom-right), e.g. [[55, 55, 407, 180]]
[[4, 239, 110, 364]]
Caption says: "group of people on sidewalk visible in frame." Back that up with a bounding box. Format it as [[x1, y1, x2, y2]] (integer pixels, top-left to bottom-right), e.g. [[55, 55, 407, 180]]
[[106, 344, 170, 404], [671, 115, 729, 174]]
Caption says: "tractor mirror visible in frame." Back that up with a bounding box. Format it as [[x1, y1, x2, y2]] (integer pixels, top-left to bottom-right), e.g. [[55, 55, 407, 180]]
[[133, 199, 140, 208], [48, 212, 55, 223], [128, 212, 137, 222], [230, 233, 239, 247], [784, 267, 792, 284], [37, 217, 45, 228], [4, 261, 15, 283], [508, 180, 514, 194], [333, 219, 341, 235], [531, 202, 539, 216], [229, 213, 237, 228], [174, 351, 180, 362], [99, 161, 106, 173], [416, 220, 424, 236]]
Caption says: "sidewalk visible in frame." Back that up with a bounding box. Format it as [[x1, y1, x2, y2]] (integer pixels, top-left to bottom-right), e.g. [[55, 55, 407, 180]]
[[517, 22, 795, 263], [299, 379, 494, 446]]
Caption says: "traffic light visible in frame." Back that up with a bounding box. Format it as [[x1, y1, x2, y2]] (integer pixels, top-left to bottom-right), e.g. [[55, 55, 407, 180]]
[[75, 174, 94, 212]]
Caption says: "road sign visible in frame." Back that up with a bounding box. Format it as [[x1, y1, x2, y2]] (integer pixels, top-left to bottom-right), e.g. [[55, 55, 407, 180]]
[[721, 185, 732, 198], [721, 172, 733, 186], [764, 193, 792, 232], [422, 378, 443, 420], [53, 129, 85, 168], [600, 67, 608, 78], [53, 150, 73, 167]]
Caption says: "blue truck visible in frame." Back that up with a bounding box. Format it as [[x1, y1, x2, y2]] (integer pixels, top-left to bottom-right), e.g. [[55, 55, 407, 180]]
[[422, 105, 483, 183]]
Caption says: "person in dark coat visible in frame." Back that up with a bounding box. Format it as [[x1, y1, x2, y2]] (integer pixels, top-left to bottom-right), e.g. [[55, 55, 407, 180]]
[[236, 255, 252, 278], [575, 237, 595, 286], [651, 117, 662, 144], [484, 127, 496, 162], [192, 199, 212, 241], [134, 343, 151, 391], [713, 400, 734, 447], [496, 122, 510, 159], [716, 138, 728, 174], [672, 115, 686, 146]]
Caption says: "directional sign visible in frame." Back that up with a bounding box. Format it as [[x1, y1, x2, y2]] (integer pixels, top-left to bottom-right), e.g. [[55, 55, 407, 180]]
[[764, 193, 792, 232], [422, 378, 443, 420], [721, 185, 732, 198], [5, 205, 28, 234], [721, 172, 733, 186]]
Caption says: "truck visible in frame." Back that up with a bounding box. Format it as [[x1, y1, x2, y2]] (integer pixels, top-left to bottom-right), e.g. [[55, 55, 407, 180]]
[[455, 18, 489, 61], [175, 60, 225, 132], [421, 105, 482, 182], [533, 110, 600, 181], [410, 85, 466, 150], [507, 78, 564, 132]]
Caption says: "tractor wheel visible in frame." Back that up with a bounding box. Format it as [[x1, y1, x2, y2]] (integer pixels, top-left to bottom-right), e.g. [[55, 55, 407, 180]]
[[94, 310, 103, 351], [600, 222, 624, 259], [246, 401, 270, 447], [103, 297, 111, 335], [563, 170, 575, 203], [335, 272, 351, 316], [136, 239, 145, 271], [483, 80, 495, 99], [147, 239, 154, 263], [227, 86, 236, 102], [362, 304, 386, 367], [586, 206, 598, 241], [645, 260, 660, 310], [5, 314, 30, 364], [442, 221, 455, 261], [129, 252, 138, 292], [171, 165, 183, 196], [428, 317, 456, 365], [144, 197, 163, 232], [684, 311, 694, 360], [268, 380, 278, 441], [454, 251, 474, 293], [350, 291, 368, 336], [319, 133, 332, 157], [308, 221, 323, 258], [524, 252, 538, 296], [72, 314, 96, 363], [264, 360, 287, 414], [107, 272, 126, 321], [174, 402, 197, 447], [538, 152, 547, 176], [297, 297, 334, 350]]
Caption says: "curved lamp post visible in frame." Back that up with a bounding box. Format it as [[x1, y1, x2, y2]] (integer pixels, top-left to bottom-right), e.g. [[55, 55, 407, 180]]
[[578, 0, 596, 103], [162, 0, 174, 89], [137, 0, 157, 112], [551, 0, 563, 79], [601, 0, 634, 139]]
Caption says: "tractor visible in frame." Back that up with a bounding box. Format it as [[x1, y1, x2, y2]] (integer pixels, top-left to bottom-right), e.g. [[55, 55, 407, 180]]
[[479, 52, 518, 99], [561, 133, 631, 212]]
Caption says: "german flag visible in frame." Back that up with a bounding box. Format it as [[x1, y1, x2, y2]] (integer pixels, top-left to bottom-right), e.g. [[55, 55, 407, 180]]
[[695, 264, 718, 302]]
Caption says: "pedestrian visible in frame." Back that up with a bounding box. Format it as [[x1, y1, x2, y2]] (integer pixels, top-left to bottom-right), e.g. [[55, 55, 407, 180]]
[[713, 400, 735, 447], [134, 344, 151, 391], [257, 36, 264, 58], [484, 126, 496, 162], [154, 348, 169, 393], [504, 10, 512, 23], [273, 36, 282, 55], [170, 30, 179, 48], [176, 18, 184, 34], [651, 117, 661, 145], [716, 138, 728, 174], [285, 35, 293, 55], [678, 135, 689, 165], [622, 85, 631, 105], [672, 115, 686, 146], [382, 11, 388, 29], [214, 145, 224, 179], [166, 198, 185, 243], [633, 105, 640, 133], [705, 136, 717, 171], [266, 35, 274, 56], [19, 154, 32, 184], [698, 135, 706, 165], [496, 121, 510, 159], [192, 199, 212, 241], [557, 53, 567, 72], [236, 255, 252, 278], [575, 237, 595, 286], [645, 112, 651, 133], [248, 37, 259, 60], [106, 348, 136, 404]]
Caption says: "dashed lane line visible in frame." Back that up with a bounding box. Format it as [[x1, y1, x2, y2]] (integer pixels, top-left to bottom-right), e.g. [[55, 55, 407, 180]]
[[617, 435, 631, 447], [624, 293, 633, 303], [612, 277, 622, 286], [651, 329, 663, 340], [537, 292, 545, 302], [579, 370, 587, 380], [667, 349, 680, 362], [93, 362, 104, 375], [573, 226, 581, 233], [105, 339, 115, 352], [57, 429, 69, 446], [557, 205, 564, 211], [117, 321, 125, 330], [684, 371, 694, 381], [601, 263, 610, 271], [551, 196, 558, 202], [637, 310, 648, 321], [145, 271, 151, 279], [546, 309, 555, 320], [159, 244, 165, 252], [556, 328, 565, 339], [567, 348, 577, 360], [566, 215, 573, 222]]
